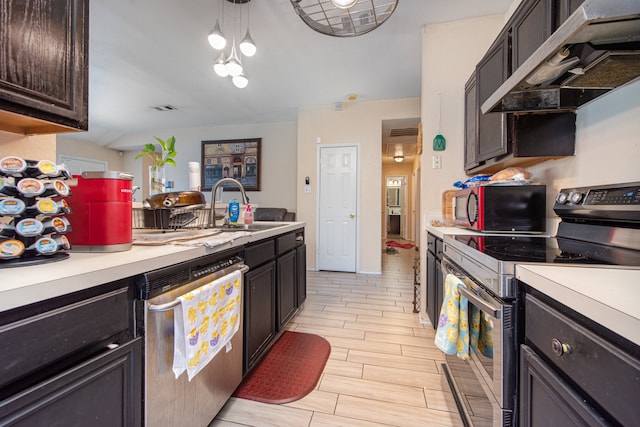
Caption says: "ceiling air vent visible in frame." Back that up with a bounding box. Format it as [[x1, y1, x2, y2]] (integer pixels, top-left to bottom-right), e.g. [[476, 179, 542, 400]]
[[389, 127, 419, 138], [153, 105, 178, 111]]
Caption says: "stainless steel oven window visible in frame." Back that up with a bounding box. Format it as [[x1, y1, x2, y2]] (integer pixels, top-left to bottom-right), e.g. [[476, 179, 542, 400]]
[[441, 256, 516, 427]]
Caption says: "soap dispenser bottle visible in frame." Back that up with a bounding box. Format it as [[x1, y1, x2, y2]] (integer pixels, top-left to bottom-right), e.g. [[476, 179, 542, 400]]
[[228, 199, 240, 225], [244, 203, 254, 224]]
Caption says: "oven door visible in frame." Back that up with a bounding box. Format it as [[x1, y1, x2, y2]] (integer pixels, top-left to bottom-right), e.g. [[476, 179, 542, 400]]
[[441, 257, 516, 427]]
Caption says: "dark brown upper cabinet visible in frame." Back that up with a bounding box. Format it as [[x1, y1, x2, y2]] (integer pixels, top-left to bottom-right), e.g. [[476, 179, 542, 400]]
[[557, 0, 586, 28], [476, 32, 510, 163], [512, 0, 554, 72], [464, 0, 577, 175], [0, 0, 89, 135]]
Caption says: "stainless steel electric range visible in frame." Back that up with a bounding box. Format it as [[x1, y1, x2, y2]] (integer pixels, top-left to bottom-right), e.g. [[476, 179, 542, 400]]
[[440, 181, 640, 427]]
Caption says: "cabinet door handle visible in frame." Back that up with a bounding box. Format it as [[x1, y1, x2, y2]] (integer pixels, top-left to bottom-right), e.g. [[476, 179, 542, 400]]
[[551, 338, 571, 356]]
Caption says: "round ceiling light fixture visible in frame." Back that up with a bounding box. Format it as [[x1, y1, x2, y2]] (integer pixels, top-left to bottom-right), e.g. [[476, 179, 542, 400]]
[[331, 0, 358, 9], [393, 155, 404, 163], [290, 0, 398, 37]]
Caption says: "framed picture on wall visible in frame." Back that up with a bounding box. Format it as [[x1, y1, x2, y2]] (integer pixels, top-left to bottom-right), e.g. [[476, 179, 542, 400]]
[[201, 138, 261, 191]]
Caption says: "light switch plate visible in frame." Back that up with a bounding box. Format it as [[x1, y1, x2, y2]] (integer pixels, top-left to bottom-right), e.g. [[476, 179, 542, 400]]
[[432, 156, 442, 169], [304, 186, 312, 193]]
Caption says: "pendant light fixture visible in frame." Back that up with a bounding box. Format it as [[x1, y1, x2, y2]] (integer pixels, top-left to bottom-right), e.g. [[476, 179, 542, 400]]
[[239, 1, 256, 57], [207, 0, 226, 49], [213, 52, 229, 77], [208, 0, 255, 88], [207, 20, 227, 50], [232, 73, 249, 89], [225, 41, 243, 77]]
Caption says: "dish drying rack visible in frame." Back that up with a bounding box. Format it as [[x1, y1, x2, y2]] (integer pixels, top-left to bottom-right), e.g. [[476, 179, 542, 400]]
[[132, 207, 226, 230]]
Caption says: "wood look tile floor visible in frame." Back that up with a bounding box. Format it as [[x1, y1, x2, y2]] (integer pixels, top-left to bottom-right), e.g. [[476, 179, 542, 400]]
[[212, 243, 463, 427]]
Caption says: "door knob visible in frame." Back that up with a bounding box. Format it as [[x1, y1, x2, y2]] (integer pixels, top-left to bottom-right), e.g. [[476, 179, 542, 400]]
[[349, 214, 355, 219]]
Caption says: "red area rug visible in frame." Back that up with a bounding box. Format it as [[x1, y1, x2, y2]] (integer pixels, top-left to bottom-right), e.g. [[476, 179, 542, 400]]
[[386, 240, 415, 249], [233, 331, 331, 404]]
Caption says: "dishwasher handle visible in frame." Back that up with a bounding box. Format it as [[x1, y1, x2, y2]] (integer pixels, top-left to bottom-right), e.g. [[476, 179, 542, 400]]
[[149, 264, 249, 312]]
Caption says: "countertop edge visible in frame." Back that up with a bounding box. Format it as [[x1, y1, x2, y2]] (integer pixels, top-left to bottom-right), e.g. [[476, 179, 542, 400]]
[[1, 222, 305, 312], [516, 264, 640, 346]]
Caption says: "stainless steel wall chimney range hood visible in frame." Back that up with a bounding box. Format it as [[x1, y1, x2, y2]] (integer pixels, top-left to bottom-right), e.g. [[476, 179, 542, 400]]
[[482, 0, 640, 114]]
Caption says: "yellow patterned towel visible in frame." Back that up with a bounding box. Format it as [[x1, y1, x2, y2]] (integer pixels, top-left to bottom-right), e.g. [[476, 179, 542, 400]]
[[434, 274, 470, 359], [470, 305, 494, 358], [173, 270, 242, 380]]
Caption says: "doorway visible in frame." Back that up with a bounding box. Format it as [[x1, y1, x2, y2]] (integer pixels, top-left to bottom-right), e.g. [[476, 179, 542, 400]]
[[317, 145, 358, 272], [385, 176, 407, 239]]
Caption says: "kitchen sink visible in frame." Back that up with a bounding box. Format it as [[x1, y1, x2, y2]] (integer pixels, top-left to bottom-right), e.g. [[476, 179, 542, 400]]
[[214, 223, 283, 232]]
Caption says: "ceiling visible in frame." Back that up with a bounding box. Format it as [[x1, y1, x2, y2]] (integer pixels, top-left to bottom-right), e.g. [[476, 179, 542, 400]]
[[68, 0, 513, 161]]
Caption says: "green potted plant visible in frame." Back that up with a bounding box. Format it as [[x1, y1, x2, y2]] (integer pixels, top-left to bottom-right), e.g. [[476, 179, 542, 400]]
[[135, 136, 177, 194]]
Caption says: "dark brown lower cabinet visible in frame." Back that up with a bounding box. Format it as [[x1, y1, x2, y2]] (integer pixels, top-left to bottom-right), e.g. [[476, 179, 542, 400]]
[[425, 233, 443, 329], [244, 261, 277, 372], [519, 344, 607, 427], [296, 244, 307, 306], [0, 338, 142, 427], [277, 249, 297, 329]]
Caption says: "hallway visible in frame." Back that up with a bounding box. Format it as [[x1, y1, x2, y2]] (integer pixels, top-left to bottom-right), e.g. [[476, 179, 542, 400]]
[[213, 245, 462, 426]]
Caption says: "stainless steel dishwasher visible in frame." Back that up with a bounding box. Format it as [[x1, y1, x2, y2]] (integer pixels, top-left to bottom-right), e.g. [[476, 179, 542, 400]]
[[134, 248, 247, 427]]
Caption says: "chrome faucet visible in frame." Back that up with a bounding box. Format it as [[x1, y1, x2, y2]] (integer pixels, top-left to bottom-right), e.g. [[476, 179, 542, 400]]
[[208, 178, 250, 228]]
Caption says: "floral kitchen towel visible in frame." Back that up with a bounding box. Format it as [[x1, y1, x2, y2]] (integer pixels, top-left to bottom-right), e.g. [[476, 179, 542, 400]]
[[435, 274, 470, 359], [173, 270, 242, 381], [470, 305, 494, 358]]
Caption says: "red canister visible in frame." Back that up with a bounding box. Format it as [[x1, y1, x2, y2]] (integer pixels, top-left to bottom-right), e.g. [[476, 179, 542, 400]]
[[66, 171, 134, 252]]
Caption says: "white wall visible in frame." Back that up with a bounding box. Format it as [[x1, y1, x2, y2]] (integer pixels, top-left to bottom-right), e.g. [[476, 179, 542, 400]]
[[527, 79, 640, 221], [297, 98, 421, 274], [420, 15, 505, 216], [56, 137, 125, 172], [103, 121, 298, 211], [419, 15, 504, 318], [0, 131, 56, 160]]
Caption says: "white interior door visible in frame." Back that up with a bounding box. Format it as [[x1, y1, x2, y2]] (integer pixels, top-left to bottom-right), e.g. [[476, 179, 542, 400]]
[[318, 145, 358, 272]]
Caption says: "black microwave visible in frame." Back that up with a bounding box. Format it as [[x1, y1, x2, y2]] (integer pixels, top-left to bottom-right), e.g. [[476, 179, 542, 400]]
[[454, 185, 546, 232]]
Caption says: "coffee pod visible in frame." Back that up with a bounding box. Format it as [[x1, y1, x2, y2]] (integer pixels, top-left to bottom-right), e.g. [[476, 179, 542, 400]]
[[0, 156, 27, 176], [27, 160, 59, 178], [0, 198, 26, 216], [45, 179, 71, 197], [42, 217, 71, 234], [16, 178, 46, 197], [15, 218, 44, 237], [29, 235, 70, 255], [0, 239, 26, 260]]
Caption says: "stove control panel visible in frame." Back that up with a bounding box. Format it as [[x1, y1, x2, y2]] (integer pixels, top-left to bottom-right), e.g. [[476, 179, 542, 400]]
[[554, 182, 640, 221], [556, 183, 640, 206]]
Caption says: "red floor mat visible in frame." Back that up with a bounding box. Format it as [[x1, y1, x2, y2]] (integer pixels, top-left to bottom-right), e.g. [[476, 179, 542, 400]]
[[386, 240, 415, 249], [233, 331, 331, 404]]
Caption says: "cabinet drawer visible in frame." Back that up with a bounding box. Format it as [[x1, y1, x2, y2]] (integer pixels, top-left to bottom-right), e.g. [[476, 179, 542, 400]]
[[435, 238, 443, 259], [0, 337, 142, 426], [276, 232, 296, 256], [0, 286, 130, 390], [245, 239, 275, 269], [525, 294, 640, 426], [427, 233, 436, 253]]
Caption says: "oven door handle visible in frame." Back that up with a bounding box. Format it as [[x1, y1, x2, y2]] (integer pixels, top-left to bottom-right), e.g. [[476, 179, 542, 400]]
[[148, 264, 249, 312], [457, 286, 500, 319], [441, 258, 501, 318]]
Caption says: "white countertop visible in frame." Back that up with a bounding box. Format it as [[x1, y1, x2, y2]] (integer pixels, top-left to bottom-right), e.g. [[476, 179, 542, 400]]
[[426, 223, 481, 239], [516, 264, 640, 346], [0, 222, 305, 312]]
